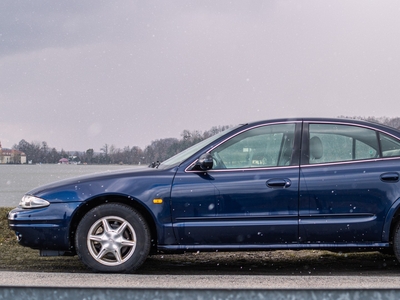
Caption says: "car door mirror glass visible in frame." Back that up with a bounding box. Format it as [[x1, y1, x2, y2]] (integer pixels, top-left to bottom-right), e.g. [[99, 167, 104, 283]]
[[194, 153, 213, 170]]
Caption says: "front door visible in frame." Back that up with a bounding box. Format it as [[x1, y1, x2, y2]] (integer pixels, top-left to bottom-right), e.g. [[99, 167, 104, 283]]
[[171, 122, 301, 246]]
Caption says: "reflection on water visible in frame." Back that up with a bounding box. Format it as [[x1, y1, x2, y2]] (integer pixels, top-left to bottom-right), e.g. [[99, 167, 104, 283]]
[[0, 164, 142, 207]]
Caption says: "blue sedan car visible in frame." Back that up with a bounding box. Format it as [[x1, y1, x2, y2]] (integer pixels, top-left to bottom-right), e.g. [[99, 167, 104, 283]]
[[8, 118, 400, 273]]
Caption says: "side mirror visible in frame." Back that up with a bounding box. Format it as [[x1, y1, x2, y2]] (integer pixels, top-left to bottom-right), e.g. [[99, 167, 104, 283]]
[[194, 153, 213, 170]]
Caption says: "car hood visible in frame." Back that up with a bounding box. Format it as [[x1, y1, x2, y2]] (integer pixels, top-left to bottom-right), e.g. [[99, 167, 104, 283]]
[[27, 166, 170, 198]]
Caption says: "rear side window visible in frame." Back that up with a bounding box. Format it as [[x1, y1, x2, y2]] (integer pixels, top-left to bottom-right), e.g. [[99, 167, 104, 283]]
[[380, 133, 400, 157], [308, 124, 379, 164]]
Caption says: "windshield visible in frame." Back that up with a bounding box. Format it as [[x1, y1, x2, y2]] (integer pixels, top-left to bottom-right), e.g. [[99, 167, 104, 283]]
[[160, 126, 239, 168]]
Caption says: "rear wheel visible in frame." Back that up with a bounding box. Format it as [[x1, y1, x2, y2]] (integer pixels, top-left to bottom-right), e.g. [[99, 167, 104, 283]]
[[75, 203, 151, 273], [393, 221, 400, 262]]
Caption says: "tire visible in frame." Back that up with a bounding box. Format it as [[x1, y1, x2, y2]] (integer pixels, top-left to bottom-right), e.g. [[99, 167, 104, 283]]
[[393, 221, 400, 262], [75, 203, 151, 273]]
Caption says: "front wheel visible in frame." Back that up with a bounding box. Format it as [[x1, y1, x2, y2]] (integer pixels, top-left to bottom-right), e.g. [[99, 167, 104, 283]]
[[75, 203, 151, 273]]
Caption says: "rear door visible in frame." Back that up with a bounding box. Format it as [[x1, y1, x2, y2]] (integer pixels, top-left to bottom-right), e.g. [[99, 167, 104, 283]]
[[299, 122, 400, 244]]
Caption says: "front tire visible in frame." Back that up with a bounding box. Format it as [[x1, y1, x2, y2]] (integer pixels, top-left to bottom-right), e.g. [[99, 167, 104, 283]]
[[75, 203, 151, 273]]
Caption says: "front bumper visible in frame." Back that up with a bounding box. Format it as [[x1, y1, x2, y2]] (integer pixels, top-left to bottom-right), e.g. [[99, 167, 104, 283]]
[[8, 202, 80, 251]]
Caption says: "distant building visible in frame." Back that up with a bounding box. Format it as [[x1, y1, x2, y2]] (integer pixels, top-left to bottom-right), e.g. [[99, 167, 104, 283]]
[[59, 158, 69, 164], [0, 141, 27, 164]]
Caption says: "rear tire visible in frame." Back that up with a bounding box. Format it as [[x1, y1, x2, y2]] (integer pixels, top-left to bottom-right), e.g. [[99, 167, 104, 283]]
[[393, 221, 400, 262], [75, 203, 151, 273]]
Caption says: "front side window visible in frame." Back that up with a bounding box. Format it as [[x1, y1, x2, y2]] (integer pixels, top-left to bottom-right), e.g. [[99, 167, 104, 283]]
[[308, 124, 379, 164], [210, 123, 296, 169], [160, 125, 239, 168]]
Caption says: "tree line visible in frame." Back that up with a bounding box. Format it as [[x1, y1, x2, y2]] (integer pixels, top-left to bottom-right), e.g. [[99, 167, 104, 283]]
[[339, 115, 400, 130], [11, 125, 231, 165]]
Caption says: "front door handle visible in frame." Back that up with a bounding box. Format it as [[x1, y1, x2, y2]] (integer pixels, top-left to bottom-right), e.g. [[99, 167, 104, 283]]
[[380, 172, 399, 182], [266, 178, 291, 188]]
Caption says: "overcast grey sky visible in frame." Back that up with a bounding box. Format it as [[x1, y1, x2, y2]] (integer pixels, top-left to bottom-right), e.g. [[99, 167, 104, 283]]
[[1, 1, 400, 151]]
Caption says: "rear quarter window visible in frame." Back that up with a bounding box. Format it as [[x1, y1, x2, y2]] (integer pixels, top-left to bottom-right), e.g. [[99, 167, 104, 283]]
[[380, 133, 400, 157]]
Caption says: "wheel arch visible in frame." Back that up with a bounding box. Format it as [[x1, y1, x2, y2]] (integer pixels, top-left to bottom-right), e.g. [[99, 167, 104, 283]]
[[383, 197, 400, 243], [68, 194, 158, 254]]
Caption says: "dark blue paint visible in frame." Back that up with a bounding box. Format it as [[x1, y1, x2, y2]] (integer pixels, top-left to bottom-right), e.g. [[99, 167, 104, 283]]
[[171, 166, 299, 245], [299, 160, 400, 243]]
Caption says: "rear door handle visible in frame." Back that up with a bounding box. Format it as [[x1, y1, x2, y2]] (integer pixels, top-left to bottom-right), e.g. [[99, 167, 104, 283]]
[[380, 172, 399, 182], [266, 179, 291, 188]]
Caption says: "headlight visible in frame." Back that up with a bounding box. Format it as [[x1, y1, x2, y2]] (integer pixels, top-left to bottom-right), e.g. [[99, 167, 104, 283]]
[[19, 195, 50, 209]]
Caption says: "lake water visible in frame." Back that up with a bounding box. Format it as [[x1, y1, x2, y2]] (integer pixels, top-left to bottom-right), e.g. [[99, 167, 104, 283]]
[[0, 164, 142, 207]]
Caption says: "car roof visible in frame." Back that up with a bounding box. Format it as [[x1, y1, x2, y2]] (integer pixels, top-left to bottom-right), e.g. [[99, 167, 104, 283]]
[[244, 117, 400, 135]]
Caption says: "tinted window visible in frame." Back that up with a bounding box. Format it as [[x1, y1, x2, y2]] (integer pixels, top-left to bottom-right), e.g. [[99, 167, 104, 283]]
[[210, 123, 296, 169], [308, 124, 379, 164], [380, 133, 400, 157]]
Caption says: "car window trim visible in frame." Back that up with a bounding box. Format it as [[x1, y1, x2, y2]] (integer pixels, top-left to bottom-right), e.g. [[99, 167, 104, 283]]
[[301, 156, 400, 168]]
